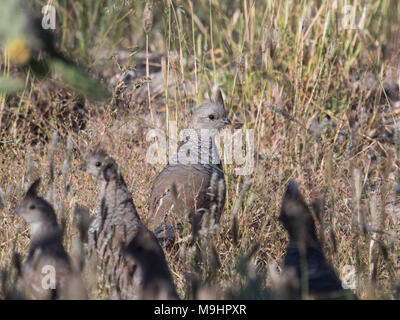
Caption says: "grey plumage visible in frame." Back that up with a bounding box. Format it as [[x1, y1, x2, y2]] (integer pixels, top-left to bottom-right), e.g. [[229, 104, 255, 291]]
[[12, 179, 87, 300], [279, 180, 355, 299], [82, 149, 143, 299], [124, 225, 179, 300], [148, 87, 230, 247]]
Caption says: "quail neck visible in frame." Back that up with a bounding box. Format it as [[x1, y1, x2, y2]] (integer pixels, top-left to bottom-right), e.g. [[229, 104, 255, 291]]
[[170, 99, 230, 167]]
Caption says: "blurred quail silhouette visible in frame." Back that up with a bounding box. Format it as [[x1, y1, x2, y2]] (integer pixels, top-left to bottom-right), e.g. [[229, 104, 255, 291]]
[[124, 225, 179, 300], [148, 87, 231, 247], [279, 180, 355, 299], [81, 148, 144, 299], [12, 179, 87, 300]]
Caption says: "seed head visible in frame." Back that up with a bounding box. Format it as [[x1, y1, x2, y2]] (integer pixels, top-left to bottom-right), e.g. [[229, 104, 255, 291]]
[[143, 2, 154, 34]]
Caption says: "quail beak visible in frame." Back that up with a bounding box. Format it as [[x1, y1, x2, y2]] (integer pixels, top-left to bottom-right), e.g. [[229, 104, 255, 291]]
[[222, 118, 231, 126]]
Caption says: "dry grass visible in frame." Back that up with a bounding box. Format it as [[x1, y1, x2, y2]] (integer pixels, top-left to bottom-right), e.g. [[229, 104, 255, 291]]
[[1, 0, 400, 299]]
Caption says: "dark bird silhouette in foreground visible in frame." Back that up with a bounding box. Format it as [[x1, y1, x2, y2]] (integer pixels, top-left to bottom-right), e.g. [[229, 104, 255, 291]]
[[12, 179, 87, 299], [124, 225, 179, 300], [148, 87, 231, 247], [279, 180, 356, 299]]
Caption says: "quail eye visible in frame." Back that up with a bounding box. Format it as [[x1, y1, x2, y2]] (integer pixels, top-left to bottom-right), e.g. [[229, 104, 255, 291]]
[[29, 204, 35, 210], [95, 162, 101, 167], [208, 114, 215, 120]]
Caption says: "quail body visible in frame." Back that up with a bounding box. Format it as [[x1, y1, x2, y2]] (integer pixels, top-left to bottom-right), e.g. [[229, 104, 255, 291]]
[[83, 149, 144, 299], [148, 87, 230, 247], [12, 180, 87, 300], [125, 225, 179, 300], [279, 180, 355, 299]]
